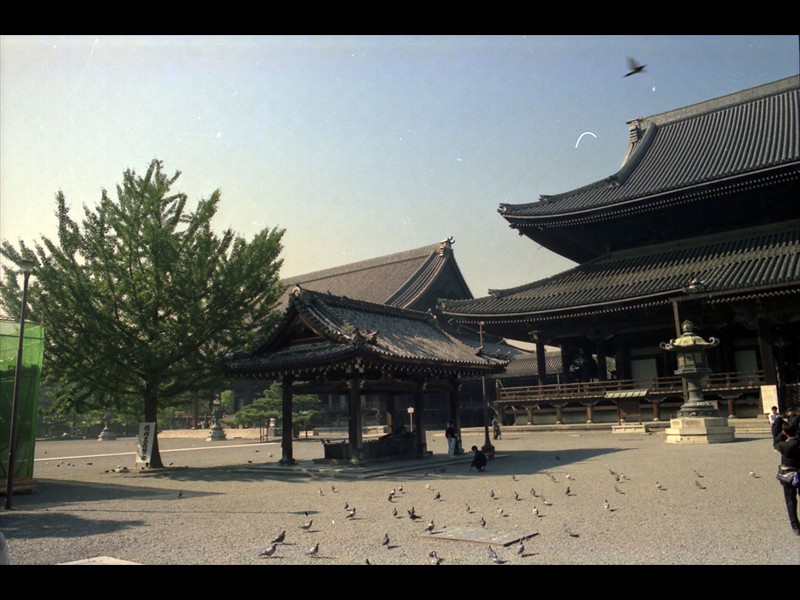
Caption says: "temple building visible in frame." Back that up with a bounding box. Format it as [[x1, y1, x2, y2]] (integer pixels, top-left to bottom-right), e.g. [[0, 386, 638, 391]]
[[440, 75, 800, 425], [227, 238, 543, 427]]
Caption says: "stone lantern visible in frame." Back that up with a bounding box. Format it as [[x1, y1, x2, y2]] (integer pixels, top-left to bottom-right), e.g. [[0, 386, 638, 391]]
[[660, 320, 734, 444]]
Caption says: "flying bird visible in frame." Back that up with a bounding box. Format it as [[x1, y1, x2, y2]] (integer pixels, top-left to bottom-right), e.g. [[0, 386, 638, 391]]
[[624, 57, 646, 77], [259, 544, 278, 558]]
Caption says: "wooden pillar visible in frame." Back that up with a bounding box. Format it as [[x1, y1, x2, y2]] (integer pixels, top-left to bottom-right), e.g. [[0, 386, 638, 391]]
[[413, 380, 427, 456], [279, 376, 295, 465], [525, 406, 534, 425], [651, 397, 663, 422], [386, 394, 395, 432], [555, 403, 564, 425], [583, 401, 596, 423], [536, 339, 547, 384], [757, 317, 778, 386], [348, 377, 363, 463], [595, 338, 607, 381], [560, 345, 570, 383]]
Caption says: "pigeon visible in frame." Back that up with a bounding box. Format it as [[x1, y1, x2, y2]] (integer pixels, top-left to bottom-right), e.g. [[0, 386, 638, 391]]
[[398, 485, 403, 493], [306, 542, 319, 557], [364, 558, 373, 565], [694, 469, 704, 478], [604, 499, 610, 511], [542, 495, 553, 506], [425, 520, 435, 534], [331, 485, 337, 493], [530, 487, 539, 498], [392, 507, 398, 518], [624, 57, 646, 77], [656, 482, 666, 491], [515, 541, 525, 556], [487, 545, 501, 563], [465, 503, 472, 513], [382, 533, 390, 547], [344, 501, 349, 510], [532, 506, 540, 518], [430, 552, 443, 565], [259, 543, 278, 558], [749, 470, 759, 478], [565, 474, 574, 480], [512, 474, 519, 481], [563, 523, 580, 538], [300, 519, 313, 532], [318, 489, 324, 496], [565, 486, 571, 496], [479, 517, 486, 528], [434, 491, 441, 501], [694, 480, 706, 490], [388, 492, 396, 502], [270, 530, 286, 545], [490, 489, 496, 499], [408, 507, 421, 520], [609, 469, 618, 476], [614, 485, 625, 495], [513, 491, 521, 501], [345, 508, 357, 520], [496, 507, 505, 517], [177, 491, 183, 498]]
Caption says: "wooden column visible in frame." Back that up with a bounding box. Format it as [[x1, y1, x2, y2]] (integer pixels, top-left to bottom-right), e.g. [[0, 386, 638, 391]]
[[583, 401, 596, 423], [348, 377, 363, 463], [386, 394, 395, 432], [555, 403, 564, 425], [279, 376, 295, 465], [757, 317, 778, 386], [595, 338, 607, 381], [413, 380, 427, 456], [536, 339, 547, 384]]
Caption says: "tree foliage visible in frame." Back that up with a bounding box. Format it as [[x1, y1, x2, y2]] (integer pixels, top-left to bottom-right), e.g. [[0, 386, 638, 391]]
[[0, 159, 286, 466], [228, 382, 322, 436]]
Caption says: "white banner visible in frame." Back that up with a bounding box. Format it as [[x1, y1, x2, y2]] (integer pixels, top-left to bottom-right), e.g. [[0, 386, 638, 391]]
[[136, 422, 156, 465], [760, 385, 779, 415]]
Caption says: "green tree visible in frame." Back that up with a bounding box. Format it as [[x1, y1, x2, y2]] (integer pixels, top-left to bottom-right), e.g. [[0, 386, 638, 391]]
[[229, 382, 322, 436], [0, 159, 286, 467]]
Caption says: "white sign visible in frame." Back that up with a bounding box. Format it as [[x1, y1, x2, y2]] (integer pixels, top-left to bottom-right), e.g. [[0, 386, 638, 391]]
[[760, 385, 779, 414], [136, 422, 156, 465]]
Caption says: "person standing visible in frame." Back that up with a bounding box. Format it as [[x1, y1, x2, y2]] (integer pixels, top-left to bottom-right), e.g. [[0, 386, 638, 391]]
[[774, 419, 800, 536], [445, 422, 457, 456]]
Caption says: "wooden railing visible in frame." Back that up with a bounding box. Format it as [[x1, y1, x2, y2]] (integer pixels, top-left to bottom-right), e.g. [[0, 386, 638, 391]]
[[496, 371, 765, 405]]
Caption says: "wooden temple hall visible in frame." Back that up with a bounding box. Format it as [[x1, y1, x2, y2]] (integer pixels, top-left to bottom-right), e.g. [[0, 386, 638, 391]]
[[222, 286, 508, 464], [440, 75, 800, 424]]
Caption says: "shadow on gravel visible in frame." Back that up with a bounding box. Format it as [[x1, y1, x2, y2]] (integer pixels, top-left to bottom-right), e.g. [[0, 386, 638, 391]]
[[2, 509, 146, 541]]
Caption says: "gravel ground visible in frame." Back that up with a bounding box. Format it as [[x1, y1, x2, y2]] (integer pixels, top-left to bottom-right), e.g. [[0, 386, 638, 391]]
[[2, 426, 799, 567]]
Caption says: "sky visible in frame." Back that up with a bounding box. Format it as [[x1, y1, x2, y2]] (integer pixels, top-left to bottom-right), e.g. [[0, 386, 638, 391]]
[[1, 35, 798, 299]]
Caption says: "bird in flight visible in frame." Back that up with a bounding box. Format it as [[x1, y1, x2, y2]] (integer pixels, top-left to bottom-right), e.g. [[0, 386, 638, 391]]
[[624, 57, 646, 77]]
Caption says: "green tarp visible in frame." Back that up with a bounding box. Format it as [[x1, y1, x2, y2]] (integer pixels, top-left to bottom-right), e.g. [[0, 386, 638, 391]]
[[1, 320, 45, 482]]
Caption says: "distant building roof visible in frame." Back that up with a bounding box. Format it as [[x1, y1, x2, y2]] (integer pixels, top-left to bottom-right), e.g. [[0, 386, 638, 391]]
[[278, 237, 472, 312]]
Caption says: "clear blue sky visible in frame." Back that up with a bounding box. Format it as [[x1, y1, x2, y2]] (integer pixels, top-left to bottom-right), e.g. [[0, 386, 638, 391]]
[[1, 35, 798, 298]]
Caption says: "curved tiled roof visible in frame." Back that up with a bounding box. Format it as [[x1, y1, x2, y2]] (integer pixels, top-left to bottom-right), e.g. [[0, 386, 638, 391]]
[[278, 238, 472, 310], [440, 221, 800, 323], [225, 287, 508, 379], [499, 76, 799, 221]]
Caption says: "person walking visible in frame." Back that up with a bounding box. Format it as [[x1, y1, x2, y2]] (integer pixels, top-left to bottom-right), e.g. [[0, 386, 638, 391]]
[[774, 418, 800, 536]]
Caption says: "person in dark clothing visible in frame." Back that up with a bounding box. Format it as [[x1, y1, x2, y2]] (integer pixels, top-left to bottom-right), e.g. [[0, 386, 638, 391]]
[[774, 419, 800, 536], [469, 445, 487, 472], [445, 422, 458, 456]]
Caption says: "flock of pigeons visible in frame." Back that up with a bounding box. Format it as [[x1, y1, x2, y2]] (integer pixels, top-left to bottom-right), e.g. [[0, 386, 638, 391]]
[[251, 451, 745, 565]]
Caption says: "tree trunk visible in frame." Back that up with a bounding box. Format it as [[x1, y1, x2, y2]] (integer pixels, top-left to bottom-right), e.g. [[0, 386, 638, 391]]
[[144, 393, 164, 468]]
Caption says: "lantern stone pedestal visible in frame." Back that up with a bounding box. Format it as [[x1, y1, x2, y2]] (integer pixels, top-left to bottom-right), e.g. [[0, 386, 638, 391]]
[[661, 321, 735, 445]]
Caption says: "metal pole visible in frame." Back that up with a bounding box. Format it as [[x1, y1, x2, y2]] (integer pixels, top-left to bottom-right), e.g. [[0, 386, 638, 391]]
[[5, 261, 34, 510]]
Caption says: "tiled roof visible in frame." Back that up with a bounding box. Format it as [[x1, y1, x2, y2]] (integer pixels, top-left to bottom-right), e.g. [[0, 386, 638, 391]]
[[440, 221, 800, 322], [499, 76, 799, 220], [277, 238, 472, 310], [225, 287, 508, 379]]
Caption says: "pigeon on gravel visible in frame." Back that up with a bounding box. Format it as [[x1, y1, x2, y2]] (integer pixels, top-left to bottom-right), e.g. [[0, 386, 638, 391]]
[[270, 530, 286, 544], [259, 543, 278, 558], [300, 519, 313, 532], [306, 543, 319, 557], [487, 545, 501, 563]]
